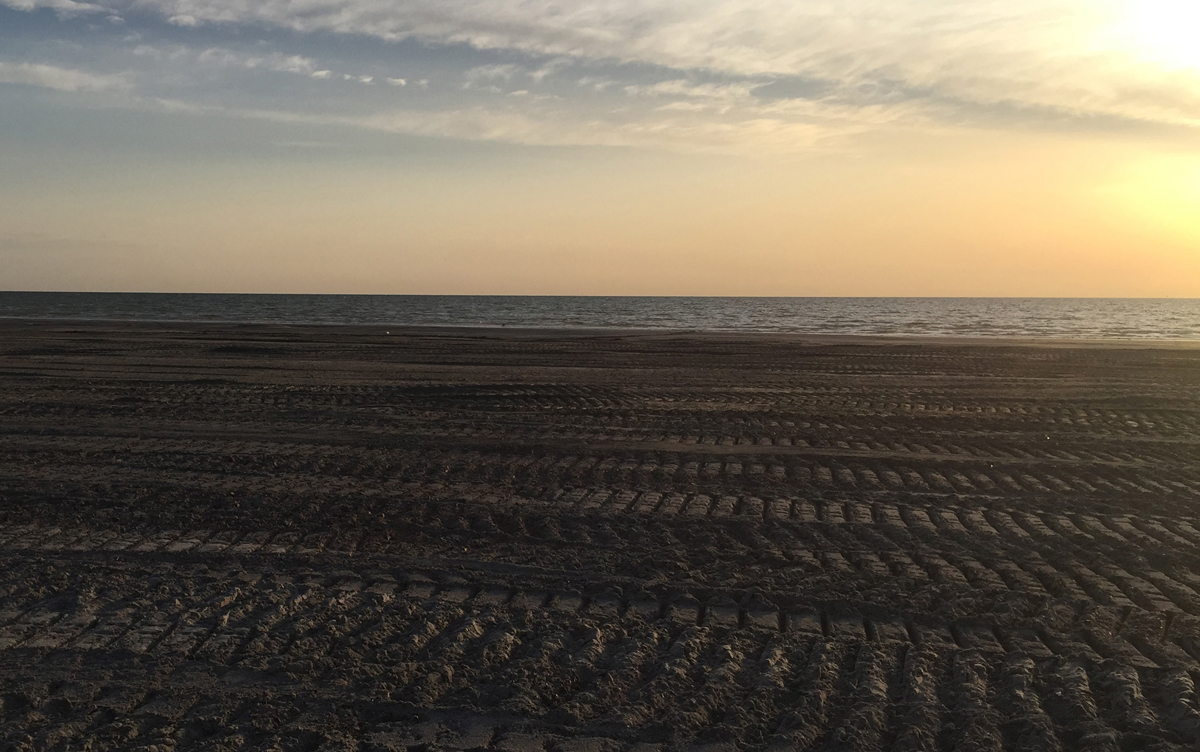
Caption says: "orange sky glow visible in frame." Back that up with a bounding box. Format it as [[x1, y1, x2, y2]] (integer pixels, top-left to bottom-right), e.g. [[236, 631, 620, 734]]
[[1, 0, 1198, 295]]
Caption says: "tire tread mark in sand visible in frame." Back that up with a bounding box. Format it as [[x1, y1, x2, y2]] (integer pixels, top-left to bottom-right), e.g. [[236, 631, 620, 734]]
[[764, 639, 848, 752], [822, 643, 897, 751], [612, 625, 710, 731], [998, 655, 1062, 752], [942, 650, 1003, 752], [888, 643, 942, 752], [658, 633, 749, 741]]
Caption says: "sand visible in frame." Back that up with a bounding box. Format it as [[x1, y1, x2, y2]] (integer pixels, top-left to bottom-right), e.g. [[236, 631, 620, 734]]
[[2, 320, 1200, 751]]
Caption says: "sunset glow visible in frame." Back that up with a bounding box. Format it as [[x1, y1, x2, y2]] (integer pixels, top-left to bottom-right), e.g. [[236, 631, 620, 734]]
[[1121, 0, 1200, 71], [1101, 154, 1200, 246], [1, 0, 1198, 295]]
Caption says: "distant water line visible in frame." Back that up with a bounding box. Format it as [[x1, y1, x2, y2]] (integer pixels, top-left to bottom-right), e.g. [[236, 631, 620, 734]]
[[1, 292, 1199, 340]]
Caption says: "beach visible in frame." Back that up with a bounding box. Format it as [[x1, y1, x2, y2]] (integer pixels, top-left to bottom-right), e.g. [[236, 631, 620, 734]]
[[2, 320, 1200, 750]]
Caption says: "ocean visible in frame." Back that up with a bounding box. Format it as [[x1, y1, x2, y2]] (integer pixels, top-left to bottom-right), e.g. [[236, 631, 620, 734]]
[[1, 292, 1198, 340]]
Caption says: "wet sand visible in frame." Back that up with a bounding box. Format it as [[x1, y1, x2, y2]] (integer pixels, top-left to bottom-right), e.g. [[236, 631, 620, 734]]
[[2, 321, 1200, 751]]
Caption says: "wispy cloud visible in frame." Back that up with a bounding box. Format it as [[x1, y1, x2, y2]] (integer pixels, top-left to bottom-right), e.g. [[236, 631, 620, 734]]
[[16, 0, 1192, 120], [3, 0, 104, 15], [130, 44, 322, 76], [196, 48, 318, 75], [3, 0, 1199, 153], [0, 61, 127, 91], [133, 94, 867, 156]]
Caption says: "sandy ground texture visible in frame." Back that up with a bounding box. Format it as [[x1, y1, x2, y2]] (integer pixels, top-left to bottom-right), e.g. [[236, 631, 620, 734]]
[[2, 321, 1200, 752]]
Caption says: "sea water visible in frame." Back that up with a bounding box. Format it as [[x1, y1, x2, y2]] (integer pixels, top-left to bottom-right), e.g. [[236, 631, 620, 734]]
[[1, 293, 1198, 340]]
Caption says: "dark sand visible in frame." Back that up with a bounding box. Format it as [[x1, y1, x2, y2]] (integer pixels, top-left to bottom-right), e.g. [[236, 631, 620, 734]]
[[2, 321, 1200, 751]]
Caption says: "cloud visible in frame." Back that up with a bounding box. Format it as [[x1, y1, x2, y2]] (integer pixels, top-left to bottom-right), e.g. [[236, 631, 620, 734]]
[[6, 0, 1200, 156], [130, 43, 328, 78], [2, 0, 104, 15], [0, 61, 127, 91], [12, 0, 1200, 130], [137, 94, 860, 156], [465, 64, 521, 83], [463, 61, 566, 87], [193, 47, 318, 75]]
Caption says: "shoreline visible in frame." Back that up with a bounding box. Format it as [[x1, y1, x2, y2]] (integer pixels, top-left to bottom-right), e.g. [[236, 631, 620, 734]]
[[4, 317, 1200, 349]]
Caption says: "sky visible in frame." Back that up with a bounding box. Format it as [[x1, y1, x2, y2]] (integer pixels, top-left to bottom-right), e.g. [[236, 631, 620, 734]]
[[1, 0, 1199, 296]]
